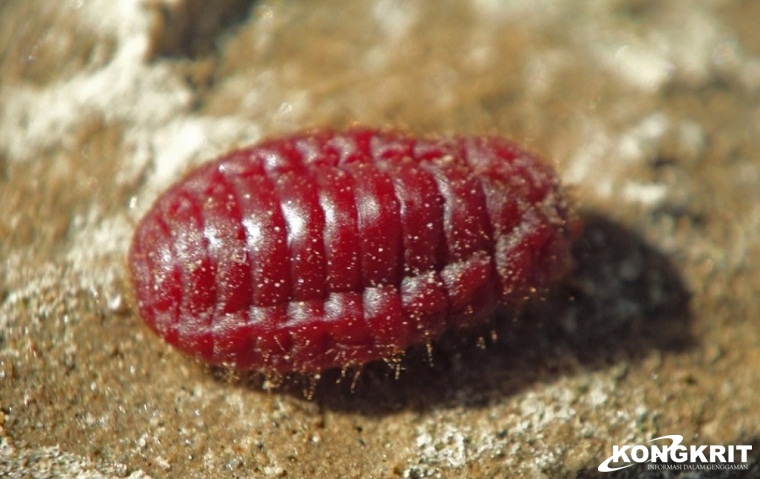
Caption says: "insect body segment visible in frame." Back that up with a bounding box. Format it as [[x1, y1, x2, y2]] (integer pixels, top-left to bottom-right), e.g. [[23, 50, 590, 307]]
[[128, 128, 574, 374]]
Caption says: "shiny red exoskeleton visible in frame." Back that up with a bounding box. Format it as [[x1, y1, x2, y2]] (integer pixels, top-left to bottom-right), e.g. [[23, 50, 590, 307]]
[[128, 128, 575, 374]]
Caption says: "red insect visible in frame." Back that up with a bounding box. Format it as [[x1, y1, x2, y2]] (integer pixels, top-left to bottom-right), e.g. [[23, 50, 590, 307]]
[[128, 128, 575, 374]]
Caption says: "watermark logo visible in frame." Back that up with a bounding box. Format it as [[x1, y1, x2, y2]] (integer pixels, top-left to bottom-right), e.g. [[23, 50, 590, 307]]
[[598, 435, 752, 472]]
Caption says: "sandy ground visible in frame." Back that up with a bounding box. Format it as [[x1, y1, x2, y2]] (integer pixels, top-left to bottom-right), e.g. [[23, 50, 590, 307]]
[[2, 0, 760, 477]]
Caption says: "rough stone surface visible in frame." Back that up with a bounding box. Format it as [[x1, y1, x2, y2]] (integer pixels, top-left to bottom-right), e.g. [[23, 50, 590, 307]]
[[1, 1, 759, 477]]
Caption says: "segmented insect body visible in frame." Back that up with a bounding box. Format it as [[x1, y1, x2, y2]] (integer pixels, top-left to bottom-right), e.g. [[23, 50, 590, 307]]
[[128, 128, 575, 374]]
